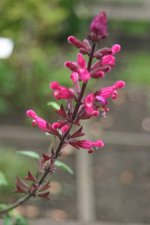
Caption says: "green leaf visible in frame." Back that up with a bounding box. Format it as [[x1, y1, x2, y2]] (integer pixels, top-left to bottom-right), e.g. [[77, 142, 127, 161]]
[[15, 216, 29, 225], [55, 160, 74, 175], [3, 216, 12, 225], [16, 151, 40, 159], [0, 172, 8, 186], [47, 101, 60, 110]]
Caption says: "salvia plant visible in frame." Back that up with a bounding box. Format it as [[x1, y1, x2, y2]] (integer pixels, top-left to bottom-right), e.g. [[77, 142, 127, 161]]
[[0, 11, 126, 221]]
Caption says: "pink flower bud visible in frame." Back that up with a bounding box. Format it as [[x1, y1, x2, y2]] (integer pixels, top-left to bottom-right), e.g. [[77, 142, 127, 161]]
[[50, 81, 59, 89], [111, 44, 121, 54], [102, 55, 115, 67], [90, 11, 108, 40], [61, 124, 70, 134], [91, 70, 105, 79], [65, 61, 78, 72], [26, 109, 37, 119], [77, 53, 86, 68], [52, 122, 62, 130], [114, 80, 126, 89], [67, 36, 85, 49]]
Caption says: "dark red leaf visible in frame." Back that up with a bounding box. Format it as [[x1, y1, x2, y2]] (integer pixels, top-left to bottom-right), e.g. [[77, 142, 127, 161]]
[[56, 104, 66, 118], [70, 127, 85, 138], [24, 171, 36, 182]]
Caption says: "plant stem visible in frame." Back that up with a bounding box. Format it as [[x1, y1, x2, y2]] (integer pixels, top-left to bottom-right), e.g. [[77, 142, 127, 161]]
[[0, 194, 32, 216], [0, 43, 96, 217]]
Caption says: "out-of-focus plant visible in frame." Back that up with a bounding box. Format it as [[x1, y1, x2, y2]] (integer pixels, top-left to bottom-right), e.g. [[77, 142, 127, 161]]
[[0, 0, 80, 117]]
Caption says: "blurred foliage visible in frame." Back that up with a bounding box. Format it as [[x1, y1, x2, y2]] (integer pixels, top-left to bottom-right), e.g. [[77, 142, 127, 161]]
[[92, 0, 143, 5], [121, 51, 150, 85], [0, 0, 80, 118], [0, 147, 36, 202], [109, 20, 150, 37]]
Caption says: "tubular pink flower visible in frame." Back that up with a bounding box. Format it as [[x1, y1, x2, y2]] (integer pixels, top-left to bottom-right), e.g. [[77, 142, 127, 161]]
[[32, 118, 47, 131], [50, 81, 75, 100], [65, 54, 90, 83], [70, 139, 104, 153], [96, 80, 126, 101], [78, 140, 93, 149], [26, 109, 49, 132]]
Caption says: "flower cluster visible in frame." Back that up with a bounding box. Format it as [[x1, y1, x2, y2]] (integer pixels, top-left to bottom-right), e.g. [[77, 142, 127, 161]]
[[26, 12, 125, 157], [22, 11, 126, 198]]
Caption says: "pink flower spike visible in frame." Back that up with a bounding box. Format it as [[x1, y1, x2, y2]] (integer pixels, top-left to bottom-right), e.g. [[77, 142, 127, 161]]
[[111, 44, 121, 54]]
